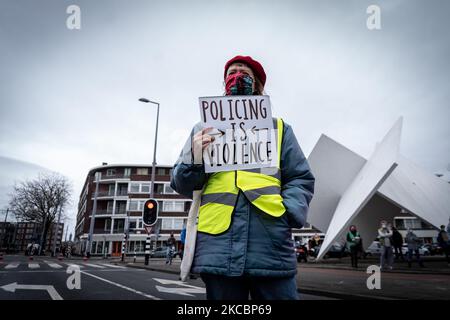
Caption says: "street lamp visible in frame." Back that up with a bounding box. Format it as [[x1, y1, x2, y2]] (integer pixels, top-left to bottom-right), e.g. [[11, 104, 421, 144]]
[[138, 98, 160, 199], [138, 97, 160, 255], [87, 171, 101, 258]]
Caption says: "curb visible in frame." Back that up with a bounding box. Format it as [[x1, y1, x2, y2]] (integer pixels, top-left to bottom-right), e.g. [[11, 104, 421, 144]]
[[297, 287, 402, 300], [125, 263, 181, 275], [298, 265, 450, 276]]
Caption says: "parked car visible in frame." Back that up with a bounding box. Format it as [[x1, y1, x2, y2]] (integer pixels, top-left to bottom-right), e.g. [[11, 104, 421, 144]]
[[149, 246, 181, 258], [401, 243, 430, 256], [365, 241, 382, 256], [421, 243, 443, 256], [321, 242, 349, 259]]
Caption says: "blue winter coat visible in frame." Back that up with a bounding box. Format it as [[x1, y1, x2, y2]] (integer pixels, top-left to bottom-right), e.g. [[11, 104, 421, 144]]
[[170, 119, 315, 278]]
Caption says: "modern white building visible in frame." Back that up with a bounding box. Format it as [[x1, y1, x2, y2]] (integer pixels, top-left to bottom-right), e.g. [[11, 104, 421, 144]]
[[306, 118, 450, 259]]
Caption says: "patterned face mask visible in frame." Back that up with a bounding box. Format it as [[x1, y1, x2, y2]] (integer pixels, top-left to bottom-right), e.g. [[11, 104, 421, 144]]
[[225, 72, 254, 95]]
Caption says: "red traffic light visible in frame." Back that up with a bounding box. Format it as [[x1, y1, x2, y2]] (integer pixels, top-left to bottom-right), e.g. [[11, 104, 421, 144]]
[[143, 199, 158, 226]]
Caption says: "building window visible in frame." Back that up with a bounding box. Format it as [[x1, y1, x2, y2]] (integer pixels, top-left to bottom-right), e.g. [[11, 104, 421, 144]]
[[157, 168, 166, 175], [129, 200, 146, 211], [137, 168, 148, 175], [129, 200, 139, 211], [104, 219, 111, 232], [108, 184, 115, 196], [141, 183, 150, 193], [96, 241, 104, 254], [124, 168, 131, 177], [163, 201, 184, 212], [91, 241, 97, 253], [106, 201, 114, 213], [116, 202, 127, 214], [173, 219, 184, 230], [163, 184, 176, 194], [106, 169, 116, 176], [130, 183, 140, 193], [162, 218, 185, 230], [113, 220, 124, 233], [129, 220, 137, 229], [162, 219, 173, 230]]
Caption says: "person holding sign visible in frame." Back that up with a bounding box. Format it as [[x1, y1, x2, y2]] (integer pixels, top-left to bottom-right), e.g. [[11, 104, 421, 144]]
[[171, 55, 315, 300]]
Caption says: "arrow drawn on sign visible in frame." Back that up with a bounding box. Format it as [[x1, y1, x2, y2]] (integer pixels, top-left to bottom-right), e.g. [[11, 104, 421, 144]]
[[1, 282, 63, 300], [208, 129, 225, 137], [250, 127, 269, 134], [153, 278, 206, 297]]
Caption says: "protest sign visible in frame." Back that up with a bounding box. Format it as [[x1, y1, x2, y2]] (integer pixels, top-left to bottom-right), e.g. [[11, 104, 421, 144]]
[[199, 95, 276, 173]]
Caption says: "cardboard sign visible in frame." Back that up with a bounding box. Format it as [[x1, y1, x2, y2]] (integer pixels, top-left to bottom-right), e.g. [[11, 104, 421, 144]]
[[199, 95, 276, 173]]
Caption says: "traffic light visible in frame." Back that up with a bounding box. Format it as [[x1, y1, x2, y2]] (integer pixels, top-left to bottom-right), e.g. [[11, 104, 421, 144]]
[[142, 199, 158, 226]]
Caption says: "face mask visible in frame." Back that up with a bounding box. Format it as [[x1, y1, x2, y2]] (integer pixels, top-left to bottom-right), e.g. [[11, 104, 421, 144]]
[[381, 224, 386, 228], [225, 72, 254, 95]]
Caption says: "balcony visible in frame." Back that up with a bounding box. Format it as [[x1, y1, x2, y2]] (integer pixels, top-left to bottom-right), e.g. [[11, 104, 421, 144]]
[[91, 210, 113, 216], [93, 228, 110, 234], [116, 190, 129, 196], [95, 174, 130, 181], [92, 191, 115, 199]]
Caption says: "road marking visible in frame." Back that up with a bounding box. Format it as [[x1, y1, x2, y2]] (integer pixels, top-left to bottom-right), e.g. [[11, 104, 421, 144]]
[[99, 263, 126, 269], [153, 278, 206, 297], [1, 282, 63, 300], [0, 269, 145, 273], [83, 263, 106, 269], [5, 262, 20, 269], [80, 271, 160, 300], [65, 263, 84, 269], [44, 261, 63, 269], [28, 263, 40, 269]]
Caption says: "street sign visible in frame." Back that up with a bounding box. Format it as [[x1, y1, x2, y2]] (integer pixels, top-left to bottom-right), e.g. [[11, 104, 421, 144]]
[[199, 95, 276, 173], [144, 225, 153, 235]]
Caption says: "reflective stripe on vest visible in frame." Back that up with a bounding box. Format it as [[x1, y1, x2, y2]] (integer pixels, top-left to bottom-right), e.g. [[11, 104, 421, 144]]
[[198, 118, 285, 235]]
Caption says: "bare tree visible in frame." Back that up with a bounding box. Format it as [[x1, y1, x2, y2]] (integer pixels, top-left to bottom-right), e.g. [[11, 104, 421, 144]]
[[8, 173, 72, 254]]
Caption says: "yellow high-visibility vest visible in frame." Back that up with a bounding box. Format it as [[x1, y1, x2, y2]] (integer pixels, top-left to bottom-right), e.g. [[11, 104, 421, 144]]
[[198, 118, 285, 235]]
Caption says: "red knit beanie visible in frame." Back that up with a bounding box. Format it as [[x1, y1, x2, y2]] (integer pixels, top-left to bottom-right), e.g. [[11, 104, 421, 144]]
[[224, 55, 266, 86]]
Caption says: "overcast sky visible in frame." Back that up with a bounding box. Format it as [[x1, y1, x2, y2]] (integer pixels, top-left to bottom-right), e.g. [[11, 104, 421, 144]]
[[1, 0, 449, 234]]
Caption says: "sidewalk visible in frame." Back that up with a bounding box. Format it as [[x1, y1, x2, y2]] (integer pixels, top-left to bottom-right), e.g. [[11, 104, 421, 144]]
[[114, 256, 450, 300], [300, 256, 450, 275]]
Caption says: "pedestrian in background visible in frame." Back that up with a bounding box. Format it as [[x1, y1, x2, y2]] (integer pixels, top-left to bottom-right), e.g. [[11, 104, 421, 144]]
[[378, 220, 394, 270], [166, 233, 176, 264], [346, 225, 361, 268], [405, 228, 424, 268], [447, 217, 450, 235], [437, 225, 450, 266], [392, 226, 405, 261]]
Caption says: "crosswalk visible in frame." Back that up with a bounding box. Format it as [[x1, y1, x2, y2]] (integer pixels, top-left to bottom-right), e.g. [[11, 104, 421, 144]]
[[1, 261, 128, 270]]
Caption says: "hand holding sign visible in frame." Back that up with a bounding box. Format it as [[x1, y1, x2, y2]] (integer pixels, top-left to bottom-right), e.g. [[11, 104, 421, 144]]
[[199, 95, 276, 173], [192, 127, 215, 164]]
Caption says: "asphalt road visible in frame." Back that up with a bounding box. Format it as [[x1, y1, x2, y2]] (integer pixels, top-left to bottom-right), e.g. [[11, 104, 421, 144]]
[[0, 255, 331, 300]]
